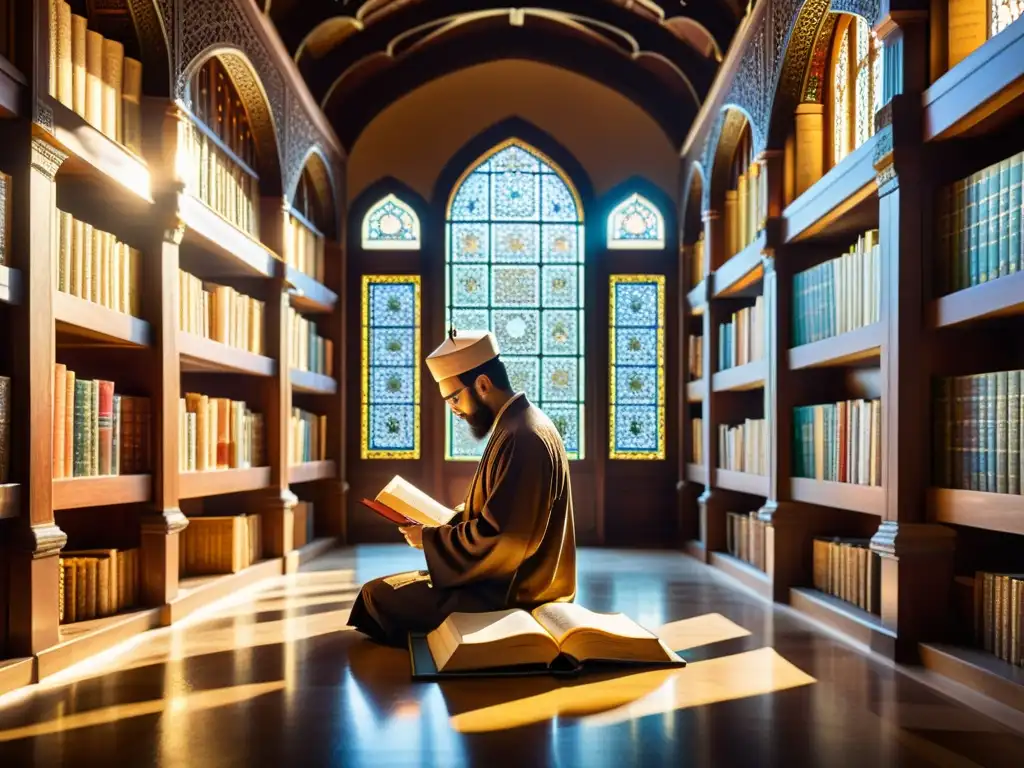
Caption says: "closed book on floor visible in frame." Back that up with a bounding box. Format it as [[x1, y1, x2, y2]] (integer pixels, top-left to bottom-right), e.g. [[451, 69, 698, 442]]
[[409, 603, 685, 680]]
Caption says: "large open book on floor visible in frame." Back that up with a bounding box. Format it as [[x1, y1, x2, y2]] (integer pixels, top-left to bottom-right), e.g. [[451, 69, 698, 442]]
[[409, 603, 685, 680], [360, 475, 457, 526]]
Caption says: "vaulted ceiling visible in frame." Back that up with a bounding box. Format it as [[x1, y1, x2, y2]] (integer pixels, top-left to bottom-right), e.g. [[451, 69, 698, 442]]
[[263, 0, 745, 152]]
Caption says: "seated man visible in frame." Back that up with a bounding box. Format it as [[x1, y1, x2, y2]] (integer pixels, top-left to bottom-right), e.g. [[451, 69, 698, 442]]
[[347, 329, 577, 647]]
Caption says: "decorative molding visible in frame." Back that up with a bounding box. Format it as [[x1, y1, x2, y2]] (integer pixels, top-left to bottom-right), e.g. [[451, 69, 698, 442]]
[[831, 0, 882, 26], [267, 488, 299, 511], [870, 521, 956, 557], [874, 101, 894, 133], [30, 139, 68, 180], [34, 102, 54, 134], [163, 219, 187, 245], [24, 522, 68, 559], [803, 13, 837, 103], [872, 124, 894, 168], [875, 161, 897, 190], [141, 508, 189, 534]]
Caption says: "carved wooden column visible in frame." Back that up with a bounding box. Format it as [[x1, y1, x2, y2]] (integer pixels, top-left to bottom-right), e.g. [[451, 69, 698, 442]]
[[869, 9, 955, 662], [697, 209, 721, 561], [6, 133, 68, 655]]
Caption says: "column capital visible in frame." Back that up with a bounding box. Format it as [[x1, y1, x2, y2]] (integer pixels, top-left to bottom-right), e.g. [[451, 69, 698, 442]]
[[18, 522, 67, 560], [701, 209, 719, 222], [141, 508, 189, 535], [30, 137, 68, 181], [874, 9, 929, 41], [869, 520, 956, 557]]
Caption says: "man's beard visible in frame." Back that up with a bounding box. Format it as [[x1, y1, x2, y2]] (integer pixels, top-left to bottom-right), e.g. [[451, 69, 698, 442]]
[[462, 388, 496, 440]]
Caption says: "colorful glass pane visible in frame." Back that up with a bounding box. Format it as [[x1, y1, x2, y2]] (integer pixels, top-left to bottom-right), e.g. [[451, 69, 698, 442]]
[[361, 194, 421, 250], [607, 193, 666, 250], [445, 139, 585, 460], [992, 1, 1024, 37], [362, 276, 421, 459], [609, 275, 665, 460], [833, 25, 850, 165]]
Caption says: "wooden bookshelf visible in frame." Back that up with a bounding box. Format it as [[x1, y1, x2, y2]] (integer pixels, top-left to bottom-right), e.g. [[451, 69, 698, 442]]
[[178, 467, 272, 500], [54, 291, 151, 347], [289, 460, 336, 485], [165, 558, 284, 625], [0, 56, 25, 119], [788, 322, 884, 370], [0, 263, 20, 305], [709, 551, 772, 600], [178, 331, 275, 376], [686, 379, 705, 402], [919, 644, 1024, 715], [0, 657, 33, 699], [286, 266, 337, 314], [179, 194, 277, 279], [686, 463, 706, 484], [790, 588, 896, 657], [0, 483, 18, 520], [711, 358, 766, 392], [686, 279, 708, 314], [291, 368, 337, 395], [712, 234, 765, 298], [715, 469, 768, 497], [37, 607, 162, 681], [929, 488, 1024, 536], [789, 478, 884, 517], [929, 269, 1024, 328], [53, 474, 152, 510]]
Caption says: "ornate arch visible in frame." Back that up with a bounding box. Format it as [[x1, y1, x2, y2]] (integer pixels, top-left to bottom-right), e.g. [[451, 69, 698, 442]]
[[705, 107, 752, 212], [125, 0, 172, 96], [601, 175, 676, 251], [681, 161, 705, 243], [291, 145, 340, 239]]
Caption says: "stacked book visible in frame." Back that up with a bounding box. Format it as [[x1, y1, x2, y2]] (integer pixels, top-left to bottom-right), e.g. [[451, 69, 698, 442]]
[[718, 418, 766, 475], [792, 230, 880, 346], [793, 399, 882, 485], [179, 393, 264, 472], [52, 365, 150, 479], [974, 571, 1024, 666], [726, 511, 766, 572], [55, 209, 141, 316], [718, 296, 764, 370], [933, 370, 1024, 494], [936, 151, 1023, 294], [688, 334, 703, 380], [178, 270, 265, 355], [288, 308, 334, 376], [691, 417, 703, 465], [48, 2, 143, 154], [812, 537, 881, 614], [285, 212, 326, 284], [290, 407, 327, 465], [180, 515, 262, 575], [59, 548, 140, 623]]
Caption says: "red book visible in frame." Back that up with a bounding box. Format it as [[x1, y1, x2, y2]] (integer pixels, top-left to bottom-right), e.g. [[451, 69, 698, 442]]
[[97, 380, 115, 475], [359, 498, 418, 526]]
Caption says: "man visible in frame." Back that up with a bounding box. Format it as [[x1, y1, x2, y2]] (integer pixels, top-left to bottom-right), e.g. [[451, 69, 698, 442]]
[[347, 329, 577, 648]]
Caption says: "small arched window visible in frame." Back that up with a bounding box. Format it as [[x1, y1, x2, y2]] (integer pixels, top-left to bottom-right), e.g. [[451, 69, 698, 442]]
[[361, 193, 421, 250], [607, 193, 666, 250], [832, 14, 883, 166]]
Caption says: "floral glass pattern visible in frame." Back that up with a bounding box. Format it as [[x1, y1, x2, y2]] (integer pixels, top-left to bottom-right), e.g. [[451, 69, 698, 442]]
[[607, 193, 666, 250], [361, 193, 421, 250], [609, 275, 665, 460], [445, 140, 585, 460], [833, 15, 883, 165], [991, 1, 1024, 38], [362, 275, 421, 458]]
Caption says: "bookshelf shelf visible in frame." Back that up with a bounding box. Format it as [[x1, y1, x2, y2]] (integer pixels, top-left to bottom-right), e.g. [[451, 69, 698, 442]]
[[929, 270, 1024, 328], [923, 20, 1024, 141], [37, 607, 162, 681], [788, 322, 884, 370], [712, 359, 767, 392], [287, 266, 337, 314], [684, 539, 706, 561], [0, 56, 26, 119], [712, 234, 765, 298], [789, 478, 884, 516], [291, 368, 338, 395], [179, 194, 277, 279], [790, 587, 895, 656], [289, 460, 336, 485], [686, 279, 708, 314], [0, 264, 21, 305], [783, 134, 879, 244], [40, 98, 153, 205], [686, 379, 705, 402], [919, 643, 1024, 714], [54, 291, 151, 347], [686, 463, 706, 484], [0, 483, 19, 520], [178, 331, 275, 377], [285, 537, 338, 572], [165, 557, 284, 625], [178, 467, 272, 500], [53, 474, 152, 511], [708, 551, 772, 599], [0, 658, 33, 699], [929, 488, 1024, 536], [715, 469, 768, 496]]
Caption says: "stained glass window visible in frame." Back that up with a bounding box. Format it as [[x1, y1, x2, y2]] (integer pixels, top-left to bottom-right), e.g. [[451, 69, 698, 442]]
[[607, 193, 666, 250], [833, 16, 883, 165], [609, 275, 665, 460], [361, 194, 421, 250], [361, 275, 421, 459], [445, 140, 585, 461], [991, 1, 1024, 38]]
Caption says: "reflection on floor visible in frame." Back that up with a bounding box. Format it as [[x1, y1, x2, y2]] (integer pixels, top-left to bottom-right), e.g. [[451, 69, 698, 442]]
[[0, 545, 1022, 766]]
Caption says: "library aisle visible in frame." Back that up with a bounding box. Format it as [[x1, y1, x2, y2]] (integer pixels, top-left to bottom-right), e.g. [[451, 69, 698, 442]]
[[0, 545, 1021, 766]]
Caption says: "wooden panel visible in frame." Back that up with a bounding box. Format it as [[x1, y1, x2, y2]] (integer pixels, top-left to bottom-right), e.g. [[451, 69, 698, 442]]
[[712, 234, 765, 298], [37, 608, 161, 681], [685, 463, 706, 484], [163, 558, 283, 625], [929, 270, 1024, 328], [52, 474, 152, 510], [920, 643, 1024, 714], [0, 264, 20, 305], [54, 291, 151, 347], [790, 587, 896, 657], [286, 265, 337, 314], [708, 551, 772, 600], [712, 359, 767, 392], [789, 478, 884, 517], [179, 194, 277, 278], [178, 467, 272, 499], [929, 487, 1024, 536], [686, 379, 705, 402], [714, 469, 768, 497], [178, 331, 275, 376], [289, 460, 336, 485], [290, 368, 337, 395], [686, 279, 707, 314], [0, 483, 18, 520], [0, 657, 33, 698], [788, 323, 884, 370], [0, 55, 25, 119]]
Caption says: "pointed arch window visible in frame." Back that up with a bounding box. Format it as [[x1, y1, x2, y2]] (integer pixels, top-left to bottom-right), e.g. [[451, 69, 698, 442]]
[[445, 139, 585, 461], [832, 15, 883, 166], [362, 193, 421, 250], [607, 193, 666, 250]]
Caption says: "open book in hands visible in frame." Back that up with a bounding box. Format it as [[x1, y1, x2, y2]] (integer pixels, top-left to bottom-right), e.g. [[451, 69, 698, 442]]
[[360, 475, 457, 527], [416, 602, 685, 678]]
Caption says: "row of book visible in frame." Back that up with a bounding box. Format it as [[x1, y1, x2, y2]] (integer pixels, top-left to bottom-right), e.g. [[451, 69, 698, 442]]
[[59, 547, 140, 624], [933, 370, 1024, 494], [52, 365, 151, 479], [189, 57, 258, 175], [286, 212, 327, 284], [725, 511, 767, 573], [793, 399, 882, 486], [689, 233, 705, 289], [48, 2, 143, 154], [812, 537, 881, 614], [178, 270, 265, 356], [181, 118, 260, 238], [974, 571, 1024, 666], [936, 151, 1022, 295], [288, 308, 334, 376], [723, 152, 766, 259], [691, 417, 703, 466], [0, 376, 9, 484], [687, 335, 702, 381], [181, 515, 262, 576], [718, 418, 767, 475], [792, 230, 880, 347], [291, 408, 327, 465], [719, 296, 764, 370], [179, 394, 264, 472], [55, 209, 141, 317]]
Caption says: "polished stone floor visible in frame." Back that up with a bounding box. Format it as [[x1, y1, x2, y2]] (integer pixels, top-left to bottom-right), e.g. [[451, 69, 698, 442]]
[[0, 545, 1023, 766]]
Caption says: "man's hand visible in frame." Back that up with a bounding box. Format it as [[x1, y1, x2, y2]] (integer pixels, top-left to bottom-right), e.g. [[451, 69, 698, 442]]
[[399, 524, 425, 549]]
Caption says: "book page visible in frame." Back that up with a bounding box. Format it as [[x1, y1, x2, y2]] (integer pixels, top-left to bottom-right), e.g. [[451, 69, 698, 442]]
[[378, 475, 455, 526], [532, 603, 655, 645], [445, 609, 552, 645]]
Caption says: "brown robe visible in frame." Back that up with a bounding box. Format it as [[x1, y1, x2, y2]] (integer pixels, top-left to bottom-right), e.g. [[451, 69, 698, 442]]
[[347, 394, 576, 646]]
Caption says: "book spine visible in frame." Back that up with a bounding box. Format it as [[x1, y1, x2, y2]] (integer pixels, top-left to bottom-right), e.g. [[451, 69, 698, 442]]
[[97, 381, 114, 475], [53, 364, 66, 479], [111, 394, 121, 476], [1010, 371, 1020, 495], [73, 379, 89, 477]]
